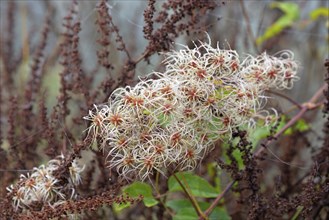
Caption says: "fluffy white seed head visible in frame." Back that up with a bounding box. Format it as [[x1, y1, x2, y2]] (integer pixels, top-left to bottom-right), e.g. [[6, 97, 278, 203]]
[[84, 40, 299, 180]]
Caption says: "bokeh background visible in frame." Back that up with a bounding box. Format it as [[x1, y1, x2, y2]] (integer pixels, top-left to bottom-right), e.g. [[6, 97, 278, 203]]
[[0, 1, 328, 219], [1, 0, 327, 164]]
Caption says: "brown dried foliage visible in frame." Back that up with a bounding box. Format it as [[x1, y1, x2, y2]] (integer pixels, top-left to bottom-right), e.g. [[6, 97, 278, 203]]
[[0, 1, 328, 219], [0, 0, 221, 219]]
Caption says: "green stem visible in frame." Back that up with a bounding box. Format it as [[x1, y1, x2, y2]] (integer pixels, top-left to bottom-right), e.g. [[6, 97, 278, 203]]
[[173, 173, 208, 220], [155, 170, 160, 193], [291, 206, 304, 220], [154, 171, 175, 217]]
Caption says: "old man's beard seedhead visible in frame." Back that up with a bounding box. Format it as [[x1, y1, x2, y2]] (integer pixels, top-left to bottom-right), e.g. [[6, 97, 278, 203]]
[[6, 154, 84, 211], [84, 40, 299, 181]]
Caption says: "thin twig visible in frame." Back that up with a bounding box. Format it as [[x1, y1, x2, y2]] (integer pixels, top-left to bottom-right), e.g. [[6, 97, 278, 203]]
[[134, 50, 150, 64], [173, 174, 208, 220], [239, 0, 259, 53], [266, 90, 303, 109], [203, 181, 235, 217]]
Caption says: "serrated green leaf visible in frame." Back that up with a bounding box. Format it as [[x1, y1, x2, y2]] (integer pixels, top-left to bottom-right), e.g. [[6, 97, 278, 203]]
[[168, 172, 219, 198], [123, 182, 158, 207], [257, 2, 299, 45], [166, 199, 231, 220], [310, 7, 329, 20]]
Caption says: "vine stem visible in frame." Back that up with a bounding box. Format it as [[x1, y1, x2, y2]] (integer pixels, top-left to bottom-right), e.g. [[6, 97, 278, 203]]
[[239, 0, 259, 53], [173, 174, 208, 220], [201, 83, 327, 218], [266, 90, 303, 109]]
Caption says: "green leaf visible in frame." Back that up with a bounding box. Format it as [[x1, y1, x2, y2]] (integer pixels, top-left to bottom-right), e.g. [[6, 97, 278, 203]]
[[123, 182, 158, 207], [143, 109, 151, 115], [248, 118, 285, 148], [257, 2, 300, 45], [232, 148, 244, 169], [222, 137, 245, 169], [157, 112, 172, 127], [249, 126, 271, 147], [166, 199, 231, 220], [207, 162, 221, 192], [310, 7, 329, 21], [113, 201, 132, 213], [284, 118, 310, 135], [168, 172, 219, 198]]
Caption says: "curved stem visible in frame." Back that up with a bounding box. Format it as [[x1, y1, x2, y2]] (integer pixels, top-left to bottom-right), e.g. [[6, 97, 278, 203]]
[[266, 90, 303, 109]]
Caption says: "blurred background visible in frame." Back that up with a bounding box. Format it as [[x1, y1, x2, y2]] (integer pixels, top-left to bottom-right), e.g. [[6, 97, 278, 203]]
[[1, 0, 327, 104], [0, 0, 328, 219], [1, 0, 327, 159]]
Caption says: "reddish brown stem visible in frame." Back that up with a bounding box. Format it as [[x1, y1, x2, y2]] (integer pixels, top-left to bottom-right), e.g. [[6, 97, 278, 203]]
[[266, 90, 303, 109]]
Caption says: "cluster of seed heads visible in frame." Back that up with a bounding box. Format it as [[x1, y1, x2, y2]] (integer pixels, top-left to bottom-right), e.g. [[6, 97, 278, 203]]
[[84, 40, 299, 180], [7, 155, 84, 211]]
